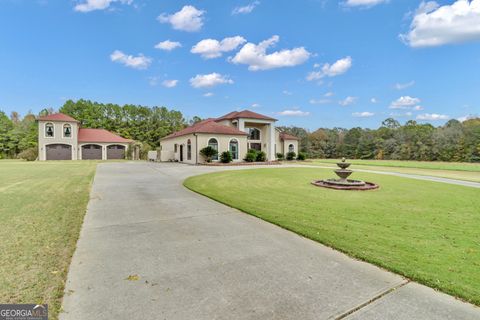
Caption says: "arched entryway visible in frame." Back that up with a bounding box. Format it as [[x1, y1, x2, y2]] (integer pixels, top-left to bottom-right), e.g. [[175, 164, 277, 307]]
[[107, 145, 126, 159], [82, 144, 102, 160], [46, 144, 72, 160]]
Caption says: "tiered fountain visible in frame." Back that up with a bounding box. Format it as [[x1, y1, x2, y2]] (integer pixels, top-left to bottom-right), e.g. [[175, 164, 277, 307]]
[[312, 158, 379, 190]]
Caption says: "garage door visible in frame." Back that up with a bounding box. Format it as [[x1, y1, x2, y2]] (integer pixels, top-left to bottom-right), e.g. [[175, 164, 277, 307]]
[[82, 144, 102, 160], [107, 145, 125, 159], [46, 144, 72, 160]]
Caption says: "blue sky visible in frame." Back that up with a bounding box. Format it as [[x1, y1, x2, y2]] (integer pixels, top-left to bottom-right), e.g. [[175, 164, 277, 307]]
[[1, 0, 479, 129]]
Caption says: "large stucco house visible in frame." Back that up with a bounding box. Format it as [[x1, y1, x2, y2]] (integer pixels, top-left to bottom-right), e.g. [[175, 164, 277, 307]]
[[160, 110, 299, 164], [38, 113, 132, 160]]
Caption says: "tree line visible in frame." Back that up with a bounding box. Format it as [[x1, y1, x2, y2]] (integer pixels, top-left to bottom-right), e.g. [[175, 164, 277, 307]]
[[1, 99, 479, 162]]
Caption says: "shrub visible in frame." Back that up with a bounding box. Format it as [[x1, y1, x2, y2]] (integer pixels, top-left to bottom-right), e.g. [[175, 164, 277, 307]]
[[296, 152, 306, 161], [286, 151, 296, 161], [17, 147, 38, 161], [256, 151, 267, 162], [276, 153, 284, 160], [244, 151, 257, 162], [220, 151, 232, 163], [200, 146, 218, 163]]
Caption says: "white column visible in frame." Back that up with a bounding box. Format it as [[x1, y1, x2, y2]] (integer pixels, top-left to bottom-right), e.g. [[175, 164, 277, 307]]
[[238, 119, 245, 132], [268, 123, 276, 161]]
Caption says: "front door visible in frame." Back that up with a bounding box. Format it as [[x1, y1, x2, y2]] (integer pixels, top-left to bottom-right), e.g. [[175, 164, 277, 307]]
[[179, 145, 183, 162]]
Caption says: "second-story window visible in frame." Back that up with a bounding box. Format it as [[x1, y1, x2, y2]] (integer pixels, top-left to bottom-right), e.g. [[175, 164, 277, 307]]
[[45, 123, 54, 137], [63, 124, 72, 138], [248, 128, 260, 140]]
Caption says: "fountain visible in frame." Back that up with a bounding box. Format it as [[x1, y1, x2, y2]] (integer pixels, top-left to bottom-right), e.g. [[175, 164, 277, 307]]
[[311, 158, 379, 190]]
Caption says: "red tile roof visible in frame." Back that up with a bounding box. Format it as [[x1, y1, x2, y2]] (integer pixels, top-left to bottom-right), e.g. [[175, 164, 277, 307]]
[[216, 110, 277, 121], [280, 132, 300, 141], [78, 128, 132, 143], [161, 119, 248, 140], [38, 113, 79, 122]]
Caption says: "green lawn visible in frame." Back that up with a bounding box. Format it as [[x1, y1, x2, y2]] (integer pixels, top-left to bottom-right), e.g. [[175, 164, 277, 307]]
[[0, 161, 97, 319], [184, 168, 480, 305]]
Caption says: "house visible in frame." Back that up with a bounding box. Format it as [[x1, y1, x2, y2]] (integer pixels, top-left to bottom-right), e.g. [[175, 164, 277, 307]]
[[160, 110, 299, 164], [37, 113, 133, 160]]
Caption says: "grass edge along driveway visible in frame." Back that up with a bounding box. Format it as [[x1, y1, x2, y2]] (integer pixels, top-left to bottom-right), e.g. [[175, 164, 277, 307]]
[[0, 161, 97, 320], [184, 167, 480, 306]]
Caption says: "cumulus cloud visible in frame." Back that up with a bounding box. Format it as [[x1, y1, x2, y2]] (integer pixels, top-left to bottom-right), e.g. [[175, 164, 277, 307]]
[[309, 99, 331, 105], [162, 79, 178, 88], [307, 56, 352, 81], [339, 96, 357, 106], [395, 80, 415, 90], [189, 73, 233, 88], [154, 40, 182, 51], [389, 96, 421, 109], [74, 0, 132, 12], [191, 36, 246, 59], [203, 92, 214, 97], [352, 111, 375, 117], [401, 0, 480, 47], [230, 35, 310, 71], [276, 109, 310, 117], [110, 50, 152, 69], [417, 113, 450, 120], [325, 92, 334, 97], [251, 103, 260, 108], [458, 114, 478, 122], [158, 5, 205, 32], [232, 1, 260, 14], [343, 0, 388, 8]]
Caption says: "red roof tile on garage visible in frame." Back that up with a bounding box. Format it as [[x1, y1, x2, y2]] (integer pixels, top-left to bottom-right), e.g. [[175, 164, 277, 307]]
[[280, 132, 300, 141], [161, 119, 248, 140], [38, 113, 79, 122], [78, 128, 132, 143], [216, 110, 277, 121]]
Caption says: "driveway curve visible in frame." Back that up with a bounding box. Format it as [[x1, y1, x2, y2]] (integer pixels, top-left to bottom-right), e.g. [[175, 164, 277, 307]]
[[60, 162, 479, 320]]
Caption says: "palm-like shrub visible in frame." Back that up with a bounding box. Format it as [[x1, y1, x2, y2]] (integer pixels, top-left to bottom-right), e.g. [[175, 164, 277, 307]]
[[296, 152, 306, 161], [200, 146, 218, 163], [244, 151, 257, 162], [286, 151, 296, 161], [256, 151, 267, 162], [276, 152, 284, 160], [220, 151, 233, 163]]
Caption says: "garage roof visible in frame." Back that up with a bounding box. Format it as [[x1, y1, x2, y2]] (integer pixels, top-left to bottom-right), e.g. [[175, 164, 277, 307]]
[[78, 128, 133, 143]]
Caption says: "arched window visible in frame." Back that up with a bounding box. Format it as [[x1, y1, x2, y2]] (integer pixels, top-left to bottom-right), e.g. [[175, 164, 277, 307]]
[[45, 123, 54, 137], [229, 139, 238, 160], [63, 124, 72, 138], [248, 128, 260, 140], [288, 144, 294, 153], [187, 139, 192, 160], [208, 138, 218, 160]]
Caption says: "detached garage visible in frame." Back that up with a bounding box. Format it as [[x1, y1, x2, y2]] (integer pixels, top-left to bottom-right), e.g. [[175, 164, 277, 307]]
[[107, 145, 126, 159], [46, 144, 72, 160], [82, 144, 102, 160], [78, 129, 132, 160]]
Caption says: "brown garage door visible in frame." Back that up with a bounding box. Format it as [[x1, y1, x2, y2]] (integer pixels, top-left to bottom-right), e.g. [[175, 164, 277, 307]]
[[82, 144, 102, 160], [107, 145, 125, 159], [46, 144, 72, 160]]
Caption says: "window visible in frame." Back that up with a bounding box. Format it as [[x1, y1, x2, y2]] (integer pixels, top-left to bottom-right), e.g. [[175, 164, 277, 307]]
[[187, 139, 192, 160], [45, 123, 54, 137], [229, 139, 238, 160], [63, 124, 72, 138], [174, 144, 178, 153], [248, 128, 260, 140], [289, 144, 294, 153], [208, 138, 218, 160]]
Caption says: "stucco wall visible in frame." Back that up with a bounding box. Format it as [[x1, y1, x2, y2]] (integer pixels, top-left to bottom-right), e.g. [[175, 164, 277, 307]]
[[283, 140, 299, 155], [159, 134, 198, 164], [38, 120, 79, 160], [196, 134, 247, 163]]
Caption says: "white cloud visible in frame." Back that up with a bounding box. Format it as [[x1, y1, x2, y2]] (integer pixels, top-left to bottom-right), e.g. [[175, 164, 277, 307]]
[[158, 5, 205, 32], [458, 114, 478, 122], [251, 103, 260, 108], [276, 109, 310, 117], [191, 36, 246, 59], [232, 1, 260, 14], [401, 0, 480, 47], [343, 0, 388, 8], [413, 105, 424, 111], [390, 111, 413, 118], [283, 90, 293, 95], [417, 113, 450, 120], [148, 76, 159, 86], [230, 35, 310, 71], [190, 73, 233, 88], [371, 98, 378, 103], [352, 111, 375, 117], [74, 0, 132, 12], [154, 40, 182, 51], [313, 63, 321, 68], [203, 92, 214, 97], [339, 96, 357, 106], [395, 80, 415, 90], [307, 56, 352, 81], [309, 99, 331, 104], [389, 96, 421, 109], [162, 79, 178, 88], [110, 50, 152, 69], [325, 92, 334, 97]]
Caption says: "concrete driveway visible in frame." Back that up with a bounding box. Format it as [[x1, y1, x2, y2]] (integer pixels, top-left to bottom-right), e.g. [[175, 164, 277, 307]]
[[60, 162, 479, 320]]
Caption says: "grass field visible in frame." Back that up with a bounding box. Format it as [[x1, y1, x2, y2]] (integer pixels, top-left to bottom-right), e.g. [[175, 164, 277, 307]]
[[184, 168, 480, 306], [302, 159, 480, 183], [0, 161, 96, 319]]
